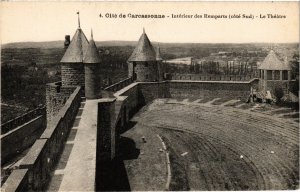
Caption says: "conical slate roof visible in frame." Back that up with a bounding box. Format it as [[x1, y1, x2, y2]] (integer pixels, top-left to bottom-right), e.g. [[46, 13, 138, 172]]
[[83, 31, 101, 64], [156, 46, 163, 61], [258, 50, 291, 70], [61, 28, 89, 63], [128, 30, 157, 62]]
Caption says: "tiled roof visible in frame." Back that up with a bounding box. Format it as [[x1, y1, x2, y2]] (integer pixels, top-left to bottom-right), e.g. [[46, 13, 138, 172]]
[[258, 50, 291, 70], [61, 28, 89, 63], [83, 31, 101, 64], [128, 30, 157, 62]]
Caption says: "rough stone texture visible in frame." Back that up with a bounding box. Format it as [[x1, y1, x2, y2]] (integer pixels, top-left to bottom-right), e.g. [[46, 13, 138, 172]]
[[3, 87, 82, 191], [138, 82, 170, 104], [168, 81, 251, 101], [1, 115, 46, 165], [46, 82, 77, 122], [19, 139, 48, 190], [61, 63, 85, 87], [84, 64, 101, 99], [134, 61, 159, 82]]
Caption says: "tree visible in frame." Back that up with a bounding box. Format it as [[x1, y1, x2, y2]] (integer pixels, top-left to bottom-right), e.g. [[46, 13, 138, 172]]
[[274, 86, 284, 103]]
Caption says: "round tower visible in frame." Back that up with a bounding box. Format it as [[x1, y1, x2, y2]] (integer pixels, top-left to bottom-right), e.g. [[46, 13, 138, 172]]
[[127, 29, 159, 82], [83, 30, 102, 99], [60, 14, 88, 87]]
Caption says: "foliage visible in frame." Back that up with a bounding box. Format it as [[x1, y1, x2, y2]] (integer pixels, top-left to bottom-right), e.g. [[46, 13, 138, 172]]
[[274, 86, 284, 103]]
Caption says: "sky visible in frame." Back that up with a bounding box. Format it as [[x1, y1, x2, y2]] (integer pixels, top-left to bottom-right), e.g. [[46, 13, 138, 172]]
[[0, 1, 299, 44]]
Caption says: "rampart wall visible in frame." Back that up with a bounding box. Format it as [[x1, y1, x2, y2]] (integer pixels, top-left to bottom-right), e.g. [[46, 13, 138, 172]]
[[1, 114, 46, 165], [46, 82, 77, 122], [171, 73, 257, 81], [2, 87, 81, 192], [168, 80, 254, 101], [1, 106, 46, 134], [2, 78, 257, 191]]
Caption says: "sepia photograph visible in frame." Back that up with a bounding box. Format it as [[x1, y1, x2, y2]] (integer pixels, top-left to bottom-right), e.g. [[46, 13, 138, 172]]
[[0, 1, 299, 191]]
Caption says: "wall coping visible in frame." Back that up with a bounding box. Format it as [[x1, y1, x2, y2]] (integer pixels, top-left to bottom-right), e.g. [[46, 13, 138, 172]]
[[2, 169, 29, 192], [19, 139, 47, 168], [113, 78, 258, 98], [114, 82, 139, 97], [40, 118, 62, 139], [169, 79, 258, 84]]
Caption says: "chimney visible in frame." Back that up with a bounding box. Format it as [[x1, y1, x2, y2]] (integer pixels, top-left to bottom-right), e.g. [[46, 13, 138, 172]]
[[64, 35, 70, 49]]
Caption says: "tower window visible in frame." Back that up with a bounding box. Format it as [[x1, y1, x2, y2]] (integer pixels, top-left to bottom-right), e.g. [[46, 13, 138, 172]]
[[145, 74, 149, 79], [145, 62, 149, 67]]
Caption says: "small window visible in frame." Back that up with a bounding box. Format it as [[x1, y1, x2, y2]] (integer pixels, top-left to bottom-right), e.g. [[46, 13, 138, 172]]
[[145, 74, 149, 79], [282, 70, 288, 80], [145, 62, 149, 67]]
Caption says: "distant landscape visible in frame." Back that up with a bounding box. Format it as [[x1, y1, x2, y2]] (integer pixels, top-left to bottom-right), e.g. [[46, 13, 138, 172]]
[[1, 41, 298, 123]]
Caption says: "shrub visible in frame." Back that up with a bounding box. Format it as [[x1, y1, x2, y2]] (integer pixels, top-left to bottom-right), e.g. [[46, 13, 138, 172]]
[[274, 86, 284, 103]]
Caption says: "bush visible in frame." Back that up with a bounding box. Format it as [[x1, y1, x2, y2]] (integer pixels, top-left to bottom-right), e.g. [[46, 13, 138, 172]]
[[274, 87, 284, 103]]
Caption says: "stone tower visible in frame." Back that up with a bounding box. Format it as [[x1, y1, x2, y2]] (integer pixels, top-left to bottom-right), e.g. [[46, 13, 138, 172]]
[[128, 29, 159, 82], [60, 19, 89, 87], [83, 30, 102, 99]]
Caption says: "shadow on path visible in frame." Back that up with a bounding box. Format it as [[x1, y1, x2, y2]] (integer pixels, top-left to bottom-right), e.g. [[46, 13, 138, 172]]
[[95, 136, 140, 191]]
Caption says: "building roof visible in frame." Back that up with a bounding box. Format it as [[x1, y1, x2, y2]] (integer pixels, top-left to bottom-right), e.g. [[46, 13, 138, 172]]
[[258, 50, 291, 70], [156, 46, 163, 61], [83, 30, 101, 64], [61, 28, 89, 63], [128, 29, 157, 62]]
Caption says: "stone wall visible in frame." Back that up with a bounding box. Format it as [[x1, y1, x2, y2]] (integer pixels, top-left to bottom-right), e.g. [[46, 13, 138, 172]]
[[46, 82, 77, 122], [1, 114, 46, 165], [2, 87, 81, 191], [171, 73, 256, 81], [104, 77, 134, 93], [112, 79, 255, 129], [134, 61, 159, 82], [138, 82, 170, 104], [168, 80, 252, 101], [61, 63, 85, 87], [1, 106, 45, 134]]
